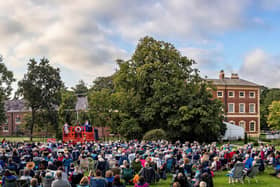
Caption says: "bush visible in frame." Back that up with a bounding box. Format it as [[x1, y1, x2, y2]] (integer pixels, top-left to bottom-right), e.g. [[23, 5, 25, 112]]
[[143, 129, 167, 141]]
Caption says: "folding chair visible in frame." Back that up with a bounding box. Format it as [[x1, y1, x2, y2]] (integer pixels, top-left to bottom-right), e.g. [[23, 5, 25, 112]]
[[229, 162, 245, 184], [246, 164, 259, 183]]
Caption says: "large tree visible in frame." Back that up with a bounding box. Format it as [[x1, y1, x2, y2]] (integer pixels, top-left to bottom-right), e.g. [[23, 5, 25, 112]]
[[71, 80, 88, 97], [260, 87, 280, 129], [58, 90, 77, 125], [0, 56, 15, 125], [267, 101, 280, 130], [17, 58, 64, 141], [112, 36, 224, 142], [90, 75, 114, 92]]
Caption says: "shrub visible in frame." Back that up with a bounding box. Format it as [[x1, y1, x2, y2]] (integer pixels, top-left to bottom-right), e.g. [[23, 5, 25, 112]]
[[143, 129, 167, 141]]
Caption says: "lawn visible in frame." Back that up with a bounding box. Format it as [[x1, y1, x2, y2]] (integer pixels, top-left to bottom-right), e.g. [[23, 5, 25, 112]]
[[126, 167, 279, 187], [0, 136, 50, 142]]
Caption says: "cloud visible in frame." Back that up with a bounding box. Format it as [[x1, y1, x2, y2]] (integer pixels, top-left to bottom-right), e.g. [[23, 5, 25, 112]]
[[239, 49, 280, 88], [259, 0, 280, 10], [0, 0, 267, 88], [180, 45, 226, 78]]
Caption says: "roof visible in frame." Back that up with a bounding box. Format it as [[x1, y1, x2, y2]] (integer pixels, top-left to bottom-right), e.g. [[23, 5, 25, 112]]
[[75, 96, 88, 111], [4, 96, 89, 112], [207, 77, 261, 87], [4, 99, 30, 112]]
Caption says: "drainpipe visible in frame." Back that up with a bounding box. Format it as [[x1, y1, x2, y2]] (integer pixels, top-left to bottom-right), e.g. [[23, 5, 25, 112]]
[[224, 80, 228, 122], [11, 112, 14, 136]]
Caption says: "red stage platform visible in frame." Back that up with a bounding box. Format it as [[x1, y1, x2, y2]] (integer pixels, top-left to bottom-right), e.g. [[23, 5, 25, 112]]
[[63, 126, 95, 143]]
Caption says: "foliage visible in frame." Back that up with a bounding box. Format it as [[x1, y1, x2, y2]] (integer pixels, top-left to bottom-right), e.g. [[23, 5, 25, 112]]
[[58, 90, 77, 125], [0, 56, 16, 98], [0, 56, 15, 125], [143, 129, 167, 141], [17, 58, 64, 141], [112, 36, 224, 141], [267, 101, 280, 130], [91, 75, 114, 92], [22, 111, 57, 136], [260, 87, 280, 129], [71, 80, 88, 97], [88, 89, 112, 137]]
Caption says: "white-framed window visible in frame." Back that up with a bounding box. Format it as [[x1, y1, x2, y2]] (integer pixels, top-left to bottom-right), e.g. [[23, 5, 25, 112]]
[[229, 120, 235, 125], [5, 118, 8, 124], [15, 115, 21, 124], [217, 91, 223, 97], [239, 121, 246, 129], [228, 91, 235, 98], [249, 103, 255, 113], [249, 91, 255, 98], [228, 103, 235, 113], [239, 103, 245, 113], [239, 91, 245, 98], [249, 121, 256, 132], [3, 126, 8, 132]]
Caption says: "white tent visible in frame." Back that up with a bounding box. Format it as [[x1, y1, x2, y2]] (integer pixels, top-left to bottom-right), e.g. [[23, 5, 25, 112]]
[[222, 122, 244, 140]]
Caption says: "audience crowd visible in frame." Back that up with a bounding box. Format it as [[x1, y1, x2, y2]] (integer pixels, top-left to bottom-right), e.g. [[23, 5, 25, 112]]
[[0, 139, 279, 187]]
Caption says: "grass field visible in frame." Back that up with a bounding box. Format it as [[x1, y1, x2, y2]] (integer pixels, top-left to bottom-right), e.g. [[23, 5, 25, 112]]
[[125, 167, 279, 187], [0, 137, 50, 142]]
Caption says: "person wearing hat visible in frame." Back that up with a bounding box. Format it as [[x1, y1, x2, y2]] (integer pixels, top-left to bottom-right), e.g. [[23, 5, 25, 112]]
[[26, 162, 35, 177]]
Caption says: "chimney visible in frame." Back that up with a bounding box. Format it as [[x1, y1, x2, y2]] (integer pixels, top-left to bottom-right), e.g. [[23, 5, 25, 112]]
[[231, 73, 239, 79], [219, 70, 225, 79]]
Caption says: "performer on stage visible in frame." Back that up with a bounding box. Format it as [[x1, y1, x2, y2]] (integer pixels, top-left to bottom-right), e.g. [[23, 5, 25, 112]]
[[64, 122, 69, 135]]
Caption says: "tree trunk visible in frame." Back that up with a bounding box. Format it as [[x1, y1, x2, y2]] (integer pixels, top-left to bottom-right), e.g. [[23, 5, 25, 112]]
[[30, 109, 35, 142]]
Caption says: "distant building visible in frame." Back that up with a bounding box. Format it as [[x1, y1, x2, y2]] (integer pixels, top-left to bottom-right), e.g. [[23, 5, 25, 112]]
[[1, 97, 110, 137], [208, 70, 261, 136], [1, 99, 29, 136]]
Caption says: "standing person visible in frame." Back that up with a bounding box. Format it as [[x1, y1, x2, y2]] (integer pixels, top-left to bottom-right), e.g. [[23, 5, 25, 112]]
[[64, 122, 70, 135], [51, 170, 71, 187]]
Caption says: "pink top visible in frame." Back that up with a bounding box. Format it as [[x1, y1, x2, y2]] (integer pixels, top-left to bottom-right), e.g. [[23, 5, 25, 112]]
[[134, 183, 149, 187]]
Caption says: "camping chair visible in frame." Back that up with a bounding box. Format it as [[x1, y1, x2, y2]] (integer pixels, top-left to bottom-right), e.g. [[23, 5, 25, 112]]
[[229, 162, 245, 184], [87, 157, 95, 170], [80, 158, 89, 172], [246, 164, 259, 183]]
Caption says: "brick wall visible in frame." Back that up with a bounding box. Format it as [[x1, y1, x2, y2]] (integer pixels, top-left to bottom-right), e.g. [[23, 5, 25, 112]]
[[211, 86, 260, 135]]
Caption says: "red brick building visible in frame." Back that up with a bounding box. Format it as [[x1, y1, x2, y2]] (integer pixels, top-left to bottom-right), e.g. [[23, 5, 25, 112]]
[[208, 70, 261, 137], [1, 99, 29, 136], [1, 97, 110, 138]]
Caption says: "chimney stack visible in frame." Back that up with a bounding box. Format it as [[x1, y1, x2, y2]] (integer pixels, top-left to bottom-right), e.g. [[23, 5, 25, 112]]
[[219, 70, 225, 79], [231, 73, 239, 79]]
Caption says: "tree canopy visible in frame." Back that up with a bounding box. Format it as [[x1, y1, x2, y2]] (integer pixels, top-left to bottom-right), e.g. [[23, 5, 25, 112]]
[[110, 36, 224, 142], [260, 87, 280, 129], [267, 100, 280, 130], [17, 58, 64, 141], [71, 80, 88, 97], [0, 56, 15, 125]]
